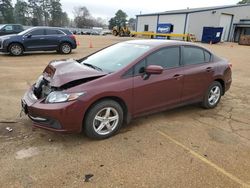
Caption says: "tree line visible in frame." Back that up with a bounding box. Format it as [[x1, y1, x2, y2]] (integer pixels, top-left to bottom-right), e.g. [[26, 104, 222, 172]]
[[0, 0, 70, 26], [0, 0, 107, 28]]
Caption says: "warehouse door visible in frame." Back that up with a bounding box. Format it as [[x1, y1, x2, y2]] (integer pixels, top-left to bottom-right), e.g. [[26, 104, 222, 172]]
[[219, 14, 233, 41]]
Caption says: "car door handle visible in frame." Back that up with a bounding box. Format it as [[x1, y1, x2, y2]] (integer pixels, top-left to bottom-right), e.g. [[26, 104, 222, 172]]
[[173, 74, 183, 80], [206, 67, 213, 72], [40, 38, 45, 40]]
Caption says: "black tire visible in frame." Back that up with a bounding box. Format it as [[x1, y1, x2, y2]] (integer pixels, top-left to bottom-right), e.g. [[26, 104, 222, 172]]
[[8, 43, 24, 56], [84, 100, 124, 139], [202, 81, 222, 109], [59, 43, 72, 54], [113, 30, 118, 36], [119, 31, 124, 37]]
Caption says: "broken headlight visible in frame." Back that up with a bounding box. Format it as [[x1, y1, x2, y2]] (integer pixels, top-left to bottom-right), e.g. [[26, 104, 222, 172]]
[[45, 91, 85, 103]]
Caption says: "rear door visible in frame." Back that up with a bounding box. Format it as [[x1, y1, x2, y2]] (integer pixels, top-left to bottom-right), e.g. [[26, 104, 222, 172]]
[[23, 29, 46, 50], [132, 46, 184, 115], [44, 29, 64, 50], [181, 46, 215, 102]]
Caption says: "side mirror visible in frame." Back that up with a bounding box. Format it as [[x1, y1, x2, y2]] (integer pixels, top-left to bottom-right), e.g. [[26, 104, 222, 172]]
[[26, 34, 32, 38], [142, 65, 163, 80], [145, 65, 163, 75]]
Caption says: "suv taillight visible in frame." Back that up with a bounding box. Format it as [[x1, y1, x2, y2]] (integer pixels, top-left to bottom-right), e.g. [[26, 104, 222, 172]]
[[70, 35, 76, 41]]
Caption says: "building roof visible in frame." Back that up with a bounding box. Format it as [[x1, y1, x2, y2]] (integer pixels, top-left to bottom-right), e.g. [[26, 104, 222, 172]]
[[137, 4, 250, 17]]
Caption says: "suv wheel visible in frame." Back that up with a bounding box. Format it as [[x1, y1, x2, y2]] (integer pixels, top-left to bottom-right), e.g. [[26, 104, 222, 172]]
[[84, 100, 124, 139], [202, 81, 222, 109], [59, 43, 72, 54], [9, 43, 24, 56]]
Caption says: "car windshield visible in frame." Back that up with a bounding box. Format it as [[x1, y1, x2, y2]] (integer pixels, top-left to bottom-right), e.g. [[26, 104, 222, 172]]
[[0, 25, 4, 29], [80, 43, 152, 72], [18, 27, 33, 35]]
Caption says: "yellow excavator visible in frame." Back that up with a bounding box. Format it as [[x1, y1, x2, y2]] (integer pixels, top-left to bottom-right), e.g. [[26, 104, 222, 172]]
[[112, 26, 131, 37]]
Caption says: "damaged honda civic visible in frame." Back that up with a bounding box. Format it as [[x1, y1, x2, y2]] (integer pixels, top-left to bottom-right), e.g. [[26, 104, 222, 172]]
[[21, 40, 232, 139]]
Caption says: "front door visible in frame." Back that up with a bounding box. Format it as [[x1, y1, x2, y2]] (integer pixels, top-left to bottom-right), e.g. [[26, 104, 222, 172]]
[[23, 29, 46, 51], [133, 46, 184, 115]]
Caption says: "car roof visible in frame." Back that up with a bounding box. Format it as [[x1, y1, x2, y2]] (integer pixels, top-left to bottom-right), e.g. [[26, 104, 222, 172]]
[[124, 39, 212, 52], [31, 26, 69, 30], [125, 39, 195, 47]]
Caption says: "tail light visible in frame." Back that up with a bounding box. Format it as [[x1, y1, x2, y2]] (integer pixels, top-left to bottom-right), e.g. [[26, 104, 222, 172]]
[[70, 34, 76, 41]]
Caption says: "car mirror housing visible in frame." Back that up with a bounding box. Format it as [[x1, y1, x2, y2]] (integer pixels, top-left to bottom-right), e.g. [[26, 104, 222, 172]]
[[145, 65, 163, 75], [26, 34, 32, 38]]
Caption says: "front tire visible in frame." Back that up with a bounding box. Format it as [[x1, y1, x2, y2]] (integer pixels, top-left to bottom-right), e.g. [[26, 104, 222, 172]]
[[9, 43, 24, 56], [59, 43, 72, 54], [84, 100, 124, 139], [202, 81, 222, 109]]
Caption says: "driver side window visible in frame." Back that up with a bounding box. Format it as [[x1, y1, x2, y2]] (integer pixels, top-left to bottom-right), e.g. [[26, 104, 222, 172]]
[[134, 47, 180, 76]]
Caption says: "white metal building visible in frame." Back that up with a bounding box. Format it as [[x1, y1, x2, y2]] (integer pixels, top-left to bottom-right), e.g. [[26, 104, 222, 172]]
[[136, 4, 250, 42]]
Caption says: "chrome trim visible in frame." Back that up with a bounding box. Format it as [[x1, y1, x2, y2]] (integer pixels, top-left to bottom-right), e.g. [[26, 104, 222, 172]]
[[29, 115, 47, 121]]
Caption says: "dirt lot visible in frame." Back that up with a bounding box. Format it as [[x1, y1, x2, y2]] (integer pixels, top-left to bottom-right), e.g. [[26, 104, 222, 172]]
[[0, 35, 250, 188]]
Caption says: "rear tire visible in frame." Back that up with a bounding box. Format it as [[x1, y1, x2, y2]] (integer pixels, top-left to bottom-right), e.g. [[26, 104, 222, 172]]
[[202, 81, 222, 109], [113, 30, 118, 36], [59, 43, 72, 54], [9, 43, 24, 56], [84, 100, 124, 139]]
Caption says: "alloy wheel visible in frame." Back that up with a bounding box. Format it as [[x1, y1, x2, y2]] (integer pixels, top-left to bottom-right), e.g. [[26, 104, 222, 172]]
[[10, 45, 22, 56], [208, 85, 221, 106], [93, 107, 119, 135], [61, 44, 71, 54]]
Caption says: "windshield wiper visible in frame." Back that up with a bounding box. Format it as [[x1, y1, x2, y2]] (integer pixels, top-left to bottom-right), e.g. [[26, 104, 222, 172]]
[[83, 63, 103, 71]]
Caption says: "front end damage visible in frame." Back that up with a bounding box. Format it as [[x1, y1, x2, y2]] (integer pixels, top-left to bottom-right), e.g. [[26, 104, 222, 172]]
[[21, 59, 106, 133]]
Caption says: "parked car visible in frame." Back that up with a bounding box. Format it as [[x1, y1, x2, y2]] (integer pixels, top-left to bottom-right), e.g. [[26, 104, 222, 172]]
[[21, 40, 232, 139], [0, 27, 77, 56], [0, 24, 24, 36]]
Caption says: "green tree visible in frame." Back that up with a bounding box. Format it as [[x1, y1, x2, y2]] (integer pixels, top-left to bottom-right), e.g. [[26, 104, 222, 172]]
[[128, 18, 136, 30], [73, 6, 91, 28], [28, 0, 43, 25], [14, 0, 29, 25], [108, 10, 127, 29], [237, 0, 250, 4], [0, 0, 14, 23], [49, 0, 63, 26], [39, 0, 50, 25]]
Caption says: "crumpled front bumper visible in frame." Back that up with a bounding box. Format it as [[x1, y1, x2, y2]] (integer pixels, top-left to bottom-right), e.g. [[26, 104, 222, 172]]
[[21, 86, 86, 133]]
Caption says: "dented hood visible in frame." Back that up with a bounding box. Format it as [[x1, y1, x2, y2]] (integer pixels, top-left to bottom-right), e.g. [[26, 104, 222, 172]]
[[43, 59, 107, 87]]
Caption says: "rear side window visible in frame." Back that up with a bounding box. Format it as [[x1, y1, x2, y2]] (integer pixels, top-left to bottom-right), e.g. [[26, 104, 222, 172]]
[[183, 46, 204, 65], [13, 25, 22, 31], [204, 51, 211, 62], [61, 29, 72, 35], [30, 29, 45, 36], [46, 29, 63, 35], [146, 47, 180, 69]]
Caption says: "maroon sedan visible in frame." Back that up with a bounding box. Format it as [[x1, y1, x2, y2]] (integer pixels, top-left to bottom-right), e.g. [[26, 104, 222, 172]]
[[21, 40, 232, 139]]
